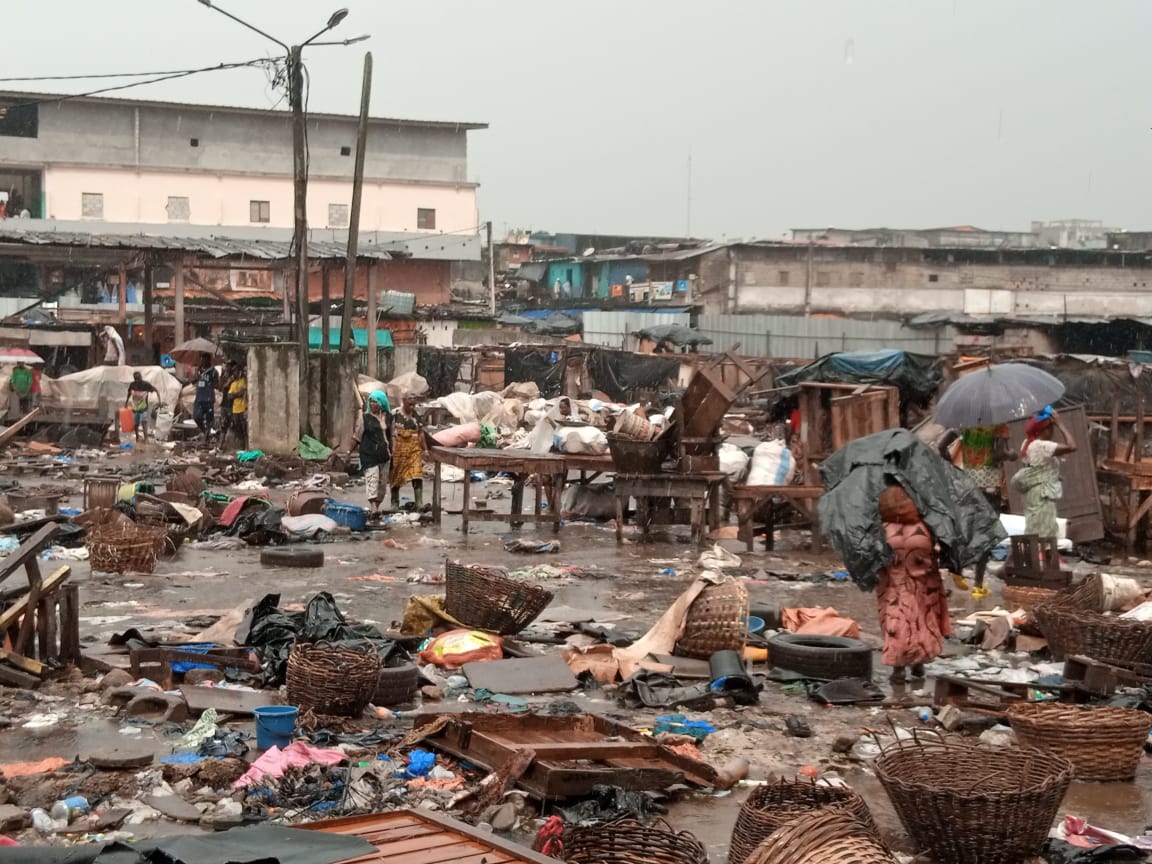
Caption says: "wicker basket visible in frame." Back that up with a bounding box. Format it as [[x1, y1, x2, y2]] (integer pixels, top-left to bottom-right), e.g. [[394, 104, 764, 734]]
[[675, 578, 749, 660], [745, 811, 896, 864], [728, 778, 877, 864], [374, 663, 419, 707], [1007, 703, 1150, 781], [563, 818, 707, 864], [875, 737, 1073, 864], [286, 643, 381, 717], [86, 523, 168, 574], [1001, 585, 1058, 616], [1033, 575, 1152, 663], [443, 561, 553, 635]]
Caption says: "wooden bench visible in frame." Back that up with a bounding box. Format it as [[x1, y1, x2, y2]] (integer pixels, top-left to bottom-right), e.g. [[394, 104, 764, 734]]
[[731, 484, 824, 551]]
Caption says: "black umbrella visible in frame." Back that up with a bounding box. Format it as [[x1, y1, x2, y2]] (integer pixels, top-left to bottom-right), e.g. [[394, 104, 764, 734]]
[[935, 363, 1065, 428]]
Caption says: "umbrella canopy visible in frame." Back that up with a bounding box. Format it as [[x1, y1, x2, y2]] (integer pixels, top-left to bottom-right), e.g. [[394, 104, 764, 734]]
[[633, 324, 713, 347], [935, 363, 1065, 428], [169, 337, 221, 365], [0, 348, 44, 365]]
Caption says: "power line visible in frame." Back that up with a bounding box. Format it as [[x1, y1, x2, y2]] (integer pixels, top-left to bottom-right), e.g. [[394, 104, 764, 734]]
[[0, 61, 277, 83]]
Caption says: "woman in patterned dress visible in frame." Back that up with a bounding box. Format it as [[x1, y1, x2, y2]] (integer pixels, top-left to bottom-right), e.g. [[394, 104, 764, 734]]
[[877, 485, 951, 683], [390, 394, 425, 510]]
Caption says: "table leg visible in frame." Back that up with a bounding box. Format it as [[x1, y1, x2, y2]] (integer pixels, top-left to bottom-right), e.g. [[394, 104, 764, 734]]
[[510, 477, 525, 529], [615, 494, 624, 544], [690, 498, 704, 546], [432, 461, 442, 526], [533, 477, 542, 522], [552, 473, 562, 533], [638, 497, 650, 541], [765, 501, 776, 551], [737, 500, 752, 552], [462, 468, 471, 537]]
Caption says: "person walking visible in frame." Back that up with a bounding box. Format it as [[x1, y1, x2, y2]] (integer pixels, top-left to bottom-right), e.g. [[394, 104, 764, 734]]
[[8, 361, 32, 417], [876, 484, 952, 683], [192, 353, 219, 442], [390, 394, 425, 510], [226, 366, 247, 448], [352, 390, 393, 518], [1012, 407, 1076, 541], [124, 371, 158, 442]]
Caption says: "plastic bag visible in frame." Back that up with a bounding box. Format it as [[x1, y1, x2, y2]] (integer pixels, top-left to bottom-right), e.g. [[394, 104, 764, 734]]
[[747, 440, 796, 486], [419, 629, 504, 667]]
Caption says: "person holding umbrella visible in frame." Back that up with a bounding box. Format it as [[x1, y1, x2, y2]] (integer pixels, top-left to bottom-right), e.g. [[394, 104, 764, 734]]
[[1011, 407, 1076, 540]]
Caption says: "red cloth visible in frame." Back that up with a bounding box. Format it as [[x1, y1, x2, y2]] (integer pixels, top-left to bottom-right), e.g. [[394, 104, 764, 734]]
[[877, 520, 951, 667], [781, 607, 861, 639], [1022, 417, 1052, 457]]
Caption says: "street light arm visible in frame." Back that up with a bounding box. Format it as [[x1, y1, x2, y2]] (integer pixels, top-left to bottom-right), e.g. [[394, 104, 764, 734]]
[[301, 7, 350, 47], [309, 35, 372, 47], [195, 0, 289, 51]]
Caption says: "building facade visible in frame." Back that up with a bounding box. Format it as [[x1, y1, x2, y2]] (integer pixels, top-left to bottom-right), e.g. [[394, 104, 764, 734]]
[[0, 92, 485, 234]]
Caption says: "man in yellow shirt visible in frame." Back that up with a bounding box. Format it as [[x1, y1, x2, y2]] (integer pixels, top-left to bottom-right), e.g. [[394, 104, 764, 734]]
[[226, 369, 247, 448]]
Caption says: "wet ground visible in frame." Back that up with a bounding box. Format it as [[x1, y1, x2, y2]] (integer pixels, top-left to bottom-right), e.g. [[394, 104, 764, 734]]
[[4, 464, 1152, 860]]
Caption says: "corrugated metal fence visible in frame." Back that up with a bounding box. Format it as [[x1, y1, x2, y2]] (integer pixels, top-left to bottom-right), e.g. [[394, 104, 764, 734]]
[[695, 315, 950, 359], [582, 310, 690, 348]]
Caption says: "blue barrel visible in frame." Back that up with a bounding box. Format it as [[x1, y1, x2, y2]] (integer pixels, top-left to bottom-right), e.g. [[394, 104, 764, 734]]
[[253, 705, 298, 750]]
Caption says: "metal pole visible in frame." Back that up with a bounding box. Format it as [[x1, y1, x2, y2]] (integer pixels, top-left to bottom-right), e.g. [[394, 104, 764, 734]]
[[341, 52, 373, 349], [486, 220, 496, 317], [173, 259, 185, 346], [290, 45, 310, 437]]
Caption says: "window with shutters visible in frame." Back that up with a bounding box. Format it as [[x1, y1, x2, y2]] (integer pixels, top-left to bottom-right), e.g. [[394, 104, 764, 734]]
[[250, 200, 270, 223], [417, 208, 436, 230], [166, 196, 190, 222], [81, 192, 104, 219], [328, 203, 349, 228]]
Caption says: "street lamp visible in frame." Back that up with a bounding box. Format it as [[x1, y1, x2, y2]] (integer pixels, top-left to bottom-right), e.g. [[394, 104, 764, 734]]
[[194, 1, 369, 437]]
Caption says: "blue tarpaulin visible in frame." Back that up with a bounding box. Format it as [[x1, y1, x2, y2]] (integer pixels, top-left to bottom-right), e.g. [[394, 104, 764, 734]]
[[775, 350, 942, 402], [307, 328, 394, 350]]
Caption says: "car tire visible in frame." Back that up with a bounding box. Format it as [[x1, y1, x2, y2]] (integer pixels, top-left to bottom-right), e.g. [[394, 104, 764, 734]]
[[260, 547, 324, 569], [767, 633, 873, 680]]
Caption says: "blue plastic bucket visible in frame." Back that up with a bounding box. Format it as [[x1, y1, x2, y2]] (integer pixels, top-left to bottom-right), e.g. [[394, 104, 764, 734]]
[[254, 705, 298, 750]]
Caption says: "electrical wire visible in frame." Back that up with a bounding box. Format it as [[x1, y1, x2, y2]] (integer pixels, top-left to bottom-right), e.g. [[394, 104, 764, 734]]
[[0, 62, 276, 83]]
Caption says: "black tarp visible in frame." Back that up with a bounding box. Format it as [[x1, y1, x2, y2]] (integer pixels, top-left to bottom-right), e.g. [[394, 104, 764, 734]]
[[818, 429, 1007, 591], [504, 346, 565, 397], [775, 350, 943, 404], [587, 348, 681, 402], [633, 324, 713, 347], [1030, 355, 1152, 416], [416, 347, 463, 397]]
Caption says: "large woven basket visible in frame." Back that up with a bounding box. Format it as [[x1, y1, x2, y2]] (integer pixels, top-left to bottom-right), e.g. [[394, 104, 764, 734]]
[[563, 818, 707, 864], [745, 811, 897, 864], [728, 778, 878, 864], [286, 643, 381, 717], [875, 737, 1072, 864], [86, 523, 168, 574], [676, 578, 749, 660], [444, 560, 553, 635], [1001, 585, 1058, 616], [1007, 702, 1149, 781], [1033, 575, 1152, 663]]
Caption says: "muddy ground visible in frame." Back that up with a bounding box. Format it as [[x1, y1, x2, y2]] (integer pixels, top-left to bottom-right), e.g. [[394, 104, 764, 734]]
[[2, 459, 1151, 861]]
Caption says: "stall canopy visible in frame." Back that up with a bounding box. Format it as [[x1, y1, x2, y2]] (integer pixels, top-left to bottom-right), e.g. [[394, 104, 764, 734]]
[[307, 328, 394, 350], [775, 350, 943, 404]]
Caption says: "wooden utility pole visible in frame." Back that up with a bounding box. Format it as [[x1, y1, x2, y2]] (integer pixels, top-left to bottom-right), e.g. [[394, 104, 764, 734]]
[[342, 51, 373, 350], [320, 266, 331, 353], [367, 264, 378, 379], [290, 45, 310, 437], [142, 264, 153, 364], [487, 220, 496, 317], [173, 259, 185, 346]]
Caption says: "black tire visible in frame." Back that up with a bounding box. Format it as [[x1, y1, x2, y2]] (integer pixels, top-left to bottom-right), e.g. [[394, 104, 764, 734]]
[[260, 547, 324, 568], [767, 633, 873, 680]]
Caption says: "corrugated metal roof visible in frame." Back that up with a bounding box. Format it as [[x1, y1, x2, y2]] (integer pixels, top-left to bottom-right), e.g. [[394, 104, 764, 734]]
[[0, 226, 392, 261], [695, 314, 950, 359]]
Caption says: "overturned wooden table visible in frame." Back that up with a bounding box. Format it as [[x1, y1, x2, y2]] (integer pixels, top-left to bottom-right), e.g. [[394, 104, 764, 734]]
[[613, 472, 726, 546], [428, 446, 566, 535]]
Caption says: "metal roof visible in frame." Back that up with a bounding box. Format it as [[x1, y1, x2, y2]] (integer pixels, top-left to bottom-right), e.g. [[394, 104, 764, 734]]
[[0, 225, 392, 262]]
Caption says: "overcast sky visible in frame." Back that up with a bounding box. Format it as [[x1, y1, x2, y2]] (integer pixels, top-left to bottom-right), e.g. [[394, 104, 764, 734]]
[[6, 1, 1151, 240]]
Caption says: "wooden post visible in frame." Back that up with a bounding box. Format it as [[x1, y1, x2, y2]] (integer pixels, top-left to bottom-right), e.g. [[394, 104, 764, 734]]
[[341, 52, 373, 349], [173, 259, 185, 346], [321, 266, 331, 354], [142, 264, 153, 363], [367, 263, 378, 378], [117, 266, 127, 325]]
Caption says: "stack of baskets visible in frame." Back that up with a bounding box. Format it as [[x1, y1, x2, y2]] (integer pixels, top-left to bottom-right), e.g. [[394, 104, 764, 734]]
[[1007, 702, 1150, 781], [675, 578, 749, 660], [875, 736, 1073, 864], [728, 778, 877, 864], [745, 811, 896, 864], [86, 523, 168, 574], [444, 561, 553, 635], [562, 818, 707, 864], [1033, 574, 1152, 662], [286, 643, 381, 717], [1001, 584, 1058, 616]]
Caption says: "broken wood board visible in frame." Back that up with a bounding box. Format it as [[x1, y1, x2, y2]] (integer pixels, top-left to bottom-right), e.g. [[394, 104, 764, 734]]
[[412, 712, 720, 799], [462, 655, 577, 695], [144, 794, 203, 823], [650, 653, 712, 679], [179, 684, 281, 716]]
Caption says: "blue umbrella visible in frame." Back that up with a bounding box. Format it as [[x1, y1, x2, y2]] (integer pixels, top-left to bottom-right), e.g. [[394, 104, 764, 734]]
[[935, 363, 1065, 428]]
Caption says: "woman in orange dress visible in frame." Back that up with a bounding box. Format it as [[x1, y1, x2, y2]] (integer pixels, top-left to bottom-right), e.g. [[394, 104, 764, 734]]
[[876, 485, 951, 683]]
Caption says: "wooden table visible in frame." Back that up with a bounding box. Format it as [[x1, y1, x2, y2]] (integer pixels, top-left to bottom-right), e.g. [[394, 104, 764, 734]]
[[613, 472, 726, 545], [731, 484, 824, 551], [1098, 465, 1152, 552], [428, 446, 566, 535]]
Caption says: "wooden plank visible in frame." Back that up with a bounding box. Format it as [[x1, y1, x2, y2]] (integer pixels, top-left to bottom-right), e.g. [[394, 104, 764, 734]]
[[15, 558, 42, 657], [462, 655, 577, 695], [0, 663, 39, 688], [178, 684, 281, 716], [0, 566, 69, 633], [58, 584, 79, 664], [385, 841, 505, 864], [0, 524, 58, 588], [492, 741, 664, 760], [0, 648, 42, 676], [0, 407, 42, 449]]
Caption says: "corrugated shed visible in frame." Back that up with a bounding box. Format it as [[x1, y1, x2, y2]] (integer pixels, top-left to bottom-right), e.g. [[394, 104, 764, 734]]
[[695, 314, 951, 359], [582, 310, 689, 348]]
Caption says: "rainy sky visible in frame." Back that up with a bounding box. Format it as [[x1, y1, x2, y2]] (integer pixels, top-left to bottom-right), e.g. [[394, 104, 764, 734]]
[[4, 0, 1150, 239]]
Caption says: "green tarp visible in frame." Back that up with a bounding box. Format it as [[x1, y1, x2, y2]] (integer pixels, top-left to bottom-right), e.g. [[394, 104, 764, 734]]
[[307, 328, 393, 350]]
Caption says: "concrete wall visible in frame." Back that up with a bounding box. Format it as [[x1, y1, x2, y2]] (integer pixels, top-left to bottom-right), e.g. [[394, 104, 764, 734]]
[[307, 352, 359, 449], [42, 166, 477, 233], [246, 343, 299, 454], [4, 96, 473, 183]]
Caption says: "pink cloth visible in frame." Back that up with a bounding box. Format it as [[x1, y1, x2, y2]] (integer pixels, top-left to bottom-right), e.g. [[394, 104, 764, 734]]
[[877, 520, 951, 667], [233, 740, 346, 788]]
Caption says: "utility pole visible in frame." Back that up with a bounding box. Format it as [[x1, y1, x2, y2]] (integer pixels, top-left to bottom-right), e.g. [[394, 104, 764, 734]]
[[342, 52, 373, 350], [289, 45, 310, 437], [486, 220, 496, 317]]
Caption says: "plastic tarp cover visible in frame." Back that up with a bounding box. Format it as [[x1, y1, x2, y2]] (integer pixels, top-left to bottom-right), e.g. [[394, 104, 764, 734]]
[[416, 348, 463, 398], [818, 429, 1007, 591], [504, 347, 564, 398], [587, 348, 680, 403], [40, 365, 184, 410], [775, 350, 943, 403]]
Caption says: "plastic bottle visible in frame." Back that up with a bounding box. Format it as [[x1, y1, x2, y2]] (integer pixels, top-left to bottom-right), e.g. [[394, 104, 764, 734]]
[[50, 796, 89, 822], [915, 706, 933, 723], [30, 809, 56, 834]]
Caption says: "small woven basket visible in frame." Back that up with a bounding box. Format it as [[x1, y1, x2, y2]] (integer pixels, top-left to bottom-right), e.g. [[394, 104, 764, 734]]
[[443, 560, 553, 635], [563, 818, 707, 864], [1001, 585, 1058, 616], [728, 778, 877, 864], [1033, 575, 1152, 663], [86, 523, 168, 574], [1007, 702, 1150, 781], [676, 578, 749, 660], [374, 663, 419, 707], [744, 811, 897, 864], [875, 737, 1072, 864], [286, 643, 381, 717]]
